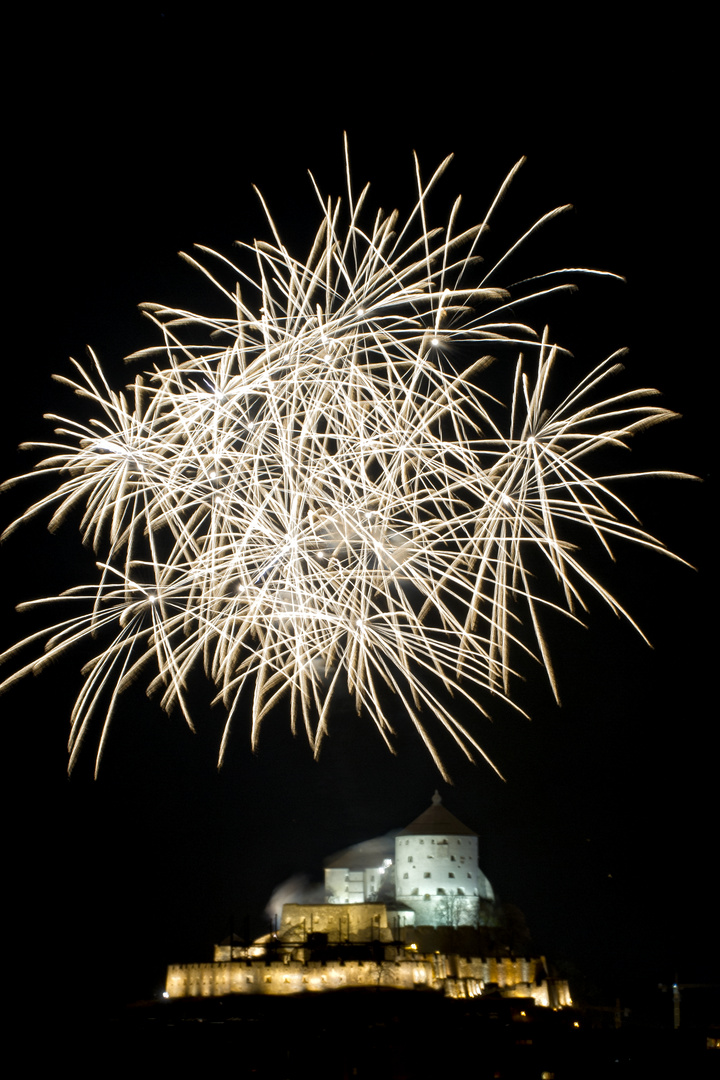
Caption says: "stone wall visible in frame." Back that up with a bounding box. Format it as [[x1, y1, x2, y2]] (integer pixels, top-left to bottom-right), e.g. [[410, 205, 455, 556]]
[[279, 902, 394, 943], [166, 957, 441, 997], [166, 952, 571, 1008]]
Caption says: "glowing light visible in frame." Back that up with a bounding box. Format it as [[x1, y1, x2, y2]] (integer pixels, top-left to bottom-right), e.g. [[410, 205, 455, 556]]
[[0, 142, 691, 777]]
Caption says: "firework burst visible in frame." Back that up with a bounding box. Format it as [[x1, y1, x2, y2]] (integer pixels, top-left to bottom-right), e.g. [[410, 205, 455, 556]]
[[0, 143, 690, 777]]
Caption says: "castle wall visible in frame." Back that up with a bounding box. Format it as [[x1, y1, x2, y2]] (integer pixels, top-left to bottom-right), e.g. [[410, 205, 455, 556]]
[[165, 952, 570, 1008], [166, 957, 442, 997], [279, 903, 393, 942]]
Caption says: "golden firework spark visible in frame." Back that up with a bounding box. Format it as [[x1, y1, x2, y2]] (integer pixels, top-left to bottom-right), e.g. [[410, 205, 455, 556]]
[[0, 142, 691, 777]]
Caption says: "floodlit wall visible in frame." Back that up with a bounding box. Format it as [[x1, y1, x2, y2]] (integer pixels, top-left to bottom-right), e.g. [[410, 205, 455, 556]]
[[279, 903, 394, 943], [166, 901, 571, 1008], [166, 957, 442, 997], [166, 952, 569, 1006]]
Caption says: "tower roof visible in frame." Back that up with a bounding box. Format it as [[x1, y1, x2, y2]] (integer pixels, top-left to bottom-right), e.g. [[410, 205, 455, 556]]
[[397, 791, 477, 837]]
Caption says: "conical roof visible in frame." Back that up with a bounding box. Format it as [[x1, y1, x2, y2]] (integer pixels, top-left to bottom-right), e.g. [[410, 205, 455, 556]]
[[397, 791, 476, 837]]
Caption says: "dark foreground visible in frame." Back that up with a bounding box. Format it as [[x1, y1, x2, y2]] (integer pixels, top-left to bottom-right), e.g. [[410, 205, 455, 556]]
[[41, 989, 718, 1079]]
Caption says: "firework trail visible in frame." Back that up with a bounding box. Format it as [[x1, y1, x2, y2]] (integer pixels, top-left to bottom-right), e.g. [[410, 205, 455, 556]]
[[0, 143, 689, 777]]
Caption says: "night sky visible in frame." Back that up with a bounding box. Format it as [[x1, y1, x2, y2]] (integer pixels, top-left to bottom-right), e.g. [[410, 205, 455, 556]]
[[5, 9, 713, 1017]]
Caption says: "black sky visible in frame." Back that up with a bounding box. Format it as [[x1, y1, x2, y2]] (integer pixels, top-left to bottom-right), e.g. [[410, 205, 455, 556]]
[[4, 8, 713, 1014]]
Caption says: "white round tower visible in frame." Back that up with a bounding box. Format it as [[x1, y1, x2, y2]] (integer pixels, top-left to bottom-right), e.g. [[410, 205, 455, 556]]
[[394, 792, 494, 927]]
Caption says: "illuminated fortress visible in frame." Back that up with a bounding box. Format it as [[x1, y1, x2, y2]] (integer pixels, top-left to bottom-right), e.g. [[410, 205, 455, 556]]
[[325, 791, 495, 927], [166, 795, 571, 1008]]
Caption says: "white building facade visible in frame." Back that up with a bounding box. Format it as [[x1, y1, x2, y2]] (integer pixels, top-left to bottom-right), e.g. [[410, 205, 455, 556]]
[[325, 792, 495, 928], [394, 792, 494, 927], [324, 835, 395, 904]]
